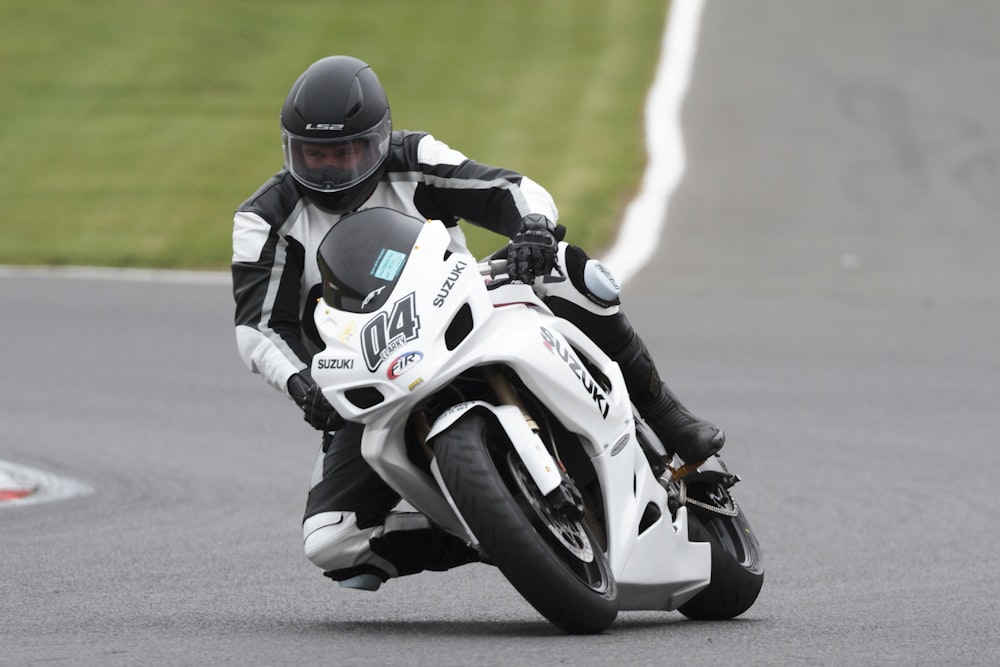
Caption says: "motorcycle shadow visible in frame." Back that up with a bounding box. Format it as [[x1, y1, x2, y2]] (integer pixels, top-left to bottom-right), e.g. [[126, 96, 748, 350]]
[[306, 614, 763, 638]]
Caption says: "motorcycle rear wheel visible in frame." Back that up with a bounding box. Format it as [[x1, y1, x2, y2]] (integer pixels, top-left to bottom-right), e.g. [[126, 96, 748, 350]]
[[677, 485, 764, 620], [434, 411, 618, 634]]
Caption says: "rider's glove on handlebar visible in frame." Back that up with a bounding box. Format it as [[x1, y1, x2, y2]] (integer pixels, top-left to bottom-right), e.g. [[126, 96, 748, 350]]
[[508, 214, 561, 283], [287, 370, 345, 432]]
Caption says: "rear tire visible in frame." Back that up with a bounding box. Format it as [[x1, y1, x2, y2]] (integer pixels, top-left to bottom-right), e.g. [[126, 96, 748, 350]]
[[434, 411, 618, 634], [677, 487, 764, 620]]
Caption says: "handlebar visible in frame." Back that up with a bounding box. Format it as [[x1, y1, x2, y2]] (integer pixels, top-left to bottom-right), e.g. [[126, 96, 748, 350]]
[[478, 258, 508, 279]]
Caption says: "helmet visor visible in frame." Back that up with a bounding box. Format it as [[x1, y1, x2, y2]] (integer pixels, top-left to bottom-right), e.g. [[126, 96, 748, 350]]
[[283, 111, 391, 193]]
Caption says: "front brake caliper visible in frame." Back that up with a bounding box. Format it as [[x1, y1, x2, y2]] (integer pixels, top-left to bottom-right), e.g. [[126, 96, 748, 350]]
[[546, 479, 585, 521]]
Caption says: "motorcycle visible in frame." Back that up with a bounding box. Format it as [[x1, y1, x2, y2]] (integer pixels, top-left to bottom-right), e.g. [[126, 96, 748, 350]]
[[311, 208, 763, 634]]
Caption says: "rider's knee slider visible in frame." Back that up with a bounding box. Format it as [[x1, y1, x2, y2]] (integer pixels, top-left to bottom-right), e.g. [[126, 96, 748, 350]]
[[563, 245, 621, 308]]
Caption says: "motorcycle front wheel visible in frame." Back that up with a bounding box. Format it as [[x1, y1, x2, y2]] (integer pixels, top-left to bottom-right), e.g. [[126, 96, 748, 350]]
[[434, 410, 618, 634]]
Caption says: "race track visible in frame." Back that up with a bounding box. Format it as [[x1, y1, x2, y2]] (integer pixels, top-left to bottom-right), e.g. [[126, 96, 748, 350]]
[[3, 1, 999, 664]]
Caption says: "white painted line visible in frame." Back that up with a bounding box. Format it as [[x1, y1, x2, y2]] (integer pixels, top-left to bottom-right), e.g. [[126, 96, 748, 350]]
[[0, 466, 33, 499], [0, 460, 94, 508], [0, 264, 230, 284], [601, 0, 705, 285]]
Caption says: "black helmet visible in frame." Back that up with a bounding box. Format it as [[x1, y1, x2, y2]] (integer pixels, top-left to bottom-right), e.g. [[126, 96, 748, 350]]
[[280, 56, 391, 214]]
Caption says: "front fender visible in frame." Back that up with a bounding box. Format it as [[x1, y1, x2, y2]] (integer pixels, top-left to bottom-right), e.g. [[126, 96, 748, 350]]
[[426, 401, 562, 495]]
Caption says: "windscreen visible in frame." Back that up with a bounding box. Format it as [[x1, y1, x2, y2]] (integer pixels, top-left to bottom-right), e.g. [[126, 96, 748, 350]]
[[316, 207, 424, 313]]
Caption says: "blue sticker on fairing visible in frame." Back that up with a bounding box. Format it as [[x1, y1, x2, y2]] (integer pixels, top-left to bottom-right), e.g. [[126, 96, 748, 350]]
[[370, 248, 407, 281]]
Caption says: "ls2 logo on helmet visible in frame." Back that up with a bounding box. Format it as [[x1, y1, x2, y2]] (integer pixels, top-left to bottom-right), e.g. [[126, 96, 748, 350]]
[[305, 123, 345, 130], [361, 292, 421, 371]]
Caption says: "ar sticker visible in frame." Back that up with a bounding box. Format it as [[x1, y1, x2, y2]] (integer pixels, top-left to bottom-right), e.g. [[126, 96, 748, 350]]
[[371, 248, 407, 281]]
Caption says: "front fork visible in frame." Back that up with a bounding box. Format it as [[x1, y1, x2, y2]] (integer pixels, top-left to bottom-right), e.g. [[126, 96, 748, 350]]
[[483, 365, 586, 520]]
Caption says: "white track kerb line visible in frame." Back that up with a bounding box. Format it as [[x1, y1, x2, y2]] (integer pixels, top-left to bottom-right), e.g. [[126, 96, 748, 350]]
[[0, 461, 94, 508], [601, 0, 705, 285]]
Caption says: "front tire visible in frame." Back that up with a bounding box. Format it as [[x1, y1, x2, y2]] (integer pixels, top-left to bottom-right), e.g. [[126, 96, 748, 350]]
[[434, 411, 618, 634]]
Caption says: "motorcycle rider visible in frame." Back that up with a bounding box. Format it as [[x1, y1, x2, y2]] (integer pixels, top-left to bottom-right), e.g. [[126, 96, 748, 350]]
[[231, 56, 724, 590]]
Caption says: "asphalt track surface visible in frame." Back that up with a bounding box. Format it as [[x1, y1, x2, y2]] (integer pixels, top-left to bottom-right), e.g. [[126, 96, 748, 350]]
[[3, 2, 999, 664]]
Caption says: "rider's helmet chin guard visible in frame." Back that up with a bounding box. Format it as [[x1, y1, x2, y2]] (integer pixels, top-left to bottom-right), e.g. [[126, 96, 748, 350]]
[[280, 55, 392, 214]]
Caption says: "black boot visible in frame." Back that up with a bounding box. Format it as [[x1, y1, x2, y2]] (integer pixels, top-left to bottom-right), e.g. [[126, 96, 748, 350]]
[[611, 326, 724, 464], [324, 513, 481, 591], [552, 305, 724, 464], [369, 513, 480, 576], [544, 300, 725, 464]]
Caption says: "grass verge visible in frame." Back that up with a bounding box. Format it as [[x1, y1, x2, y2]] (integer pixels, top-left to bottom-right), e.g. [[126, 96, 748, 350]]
[[0, 0, 668, 268]]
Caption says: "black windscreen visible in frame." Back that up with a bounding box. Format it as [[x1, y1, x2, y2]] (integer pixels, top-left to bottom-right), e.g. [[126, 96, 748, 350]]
[[316, 207, 424, 313]]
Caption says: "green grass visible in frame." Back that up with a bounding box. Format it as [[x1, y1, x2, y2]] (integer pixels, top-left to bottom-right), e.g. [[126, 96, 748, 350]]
[[0, 0, 668, 269]]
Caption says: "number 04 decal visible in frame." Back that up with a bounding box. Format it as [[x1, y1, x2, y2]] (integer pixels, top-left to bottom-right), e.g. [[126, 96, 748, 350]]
[[361, 292, 421, 371]]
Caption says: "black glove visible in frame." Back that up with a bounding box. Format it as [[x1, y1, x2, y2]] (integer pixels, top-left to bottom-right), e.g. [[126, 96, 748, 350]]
[[508, 214, 559, 283], [287, 370, 344, 431]]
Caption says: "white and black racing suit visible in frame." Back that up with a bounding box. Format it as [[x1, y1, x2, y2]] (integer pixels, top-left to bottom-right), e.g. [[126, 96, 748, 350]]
[[232, 130, 626, 585]]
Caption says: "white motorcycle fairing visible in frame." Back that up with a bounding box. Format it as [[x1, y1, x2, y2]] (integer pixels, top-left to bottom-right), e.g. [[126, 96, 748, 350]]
[[312, 216, 710, 612]]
